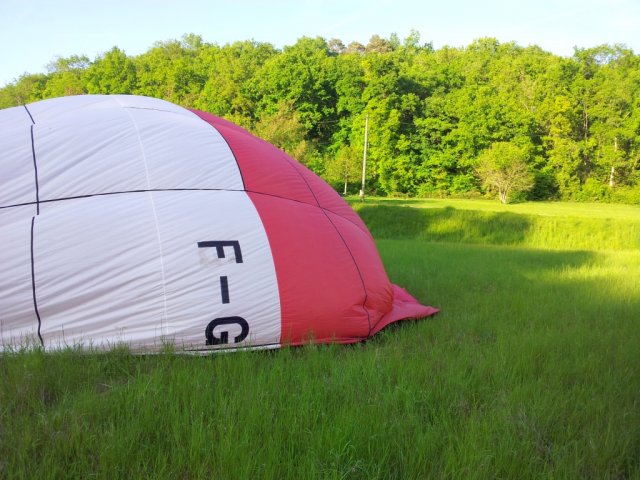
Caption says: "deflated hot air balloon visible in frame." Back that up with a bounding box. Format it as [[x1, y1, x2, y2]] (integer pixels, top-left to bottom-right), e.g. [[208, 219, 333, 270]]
[[0, 95, 438, 352]]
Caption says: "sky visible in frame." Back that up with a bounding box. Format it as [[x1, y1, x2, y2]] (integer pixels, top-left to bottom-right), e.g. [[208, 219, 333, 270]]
[[1, 0, 639, 86]]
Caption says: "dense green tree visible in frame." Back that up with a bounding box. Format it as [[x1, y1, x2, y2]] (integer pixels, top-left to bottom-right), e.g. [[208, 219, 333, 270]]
[[41, 55, 89, 97], [587, 46, 640, 189], [250, 37, 338, 140], [195, 40, 276, 126], [252, 100, 311, 163], [333, 53, 366, 129], [324, 143, 362, 195], [476, 142, 535, 203], [0, 33, 638, 202], [135, 36, 207, 106], [365, 35, 394, 54], [0, 73, 48, 108], [85, 47, 137, 94]]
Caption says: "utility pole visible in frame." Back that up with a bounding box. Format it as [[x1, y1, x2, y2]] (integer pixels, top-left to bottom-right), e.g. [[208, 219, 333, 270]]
[[610, 136, 618, 188], [359, 114, 369, 200]]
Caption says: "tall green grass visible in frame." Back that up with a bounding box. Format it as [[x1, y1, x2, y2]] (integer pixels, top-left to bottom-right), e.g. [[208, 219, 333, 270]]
[[1, 199, 639, 479], [351, 198, 640, 251]]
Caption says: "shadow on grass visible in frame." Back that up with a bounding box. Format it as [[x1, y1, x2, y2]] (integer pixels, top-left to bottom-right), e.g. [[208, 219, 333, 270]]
[[349, 197, 434, 206], [356, 204, 531, 246], [378, 239, 640, 349]]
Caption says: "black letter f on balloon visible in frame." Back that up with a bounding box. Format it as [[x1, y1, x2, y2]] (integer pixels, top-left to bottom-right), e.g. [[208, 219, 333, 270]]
[[197, 240, 243, 263]]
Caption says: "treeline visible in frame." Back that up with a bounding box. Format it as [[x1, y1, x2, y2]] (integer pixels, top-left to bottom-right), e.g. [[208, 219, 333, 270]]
[[2, 33, 639, 202]]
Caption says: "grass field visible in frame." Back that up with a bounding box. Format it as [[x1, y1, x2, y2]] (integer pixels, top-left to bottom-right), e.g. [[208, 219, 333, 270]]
[[2, 198, 639, 479]]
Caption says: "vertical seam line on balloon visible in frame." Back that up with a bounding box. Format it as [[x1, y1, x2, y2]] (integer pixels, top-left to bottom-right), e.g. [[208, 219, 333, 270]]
[[281, 155, 321, 206], [30, 126, 39, 215], [25, 105, 43, 345], [279, 155, 371, 334], [194, 117, 247, 191], [23, 104, 35, 124], [30, 217, 44, 347], [24, 105, 40, 215], [214, 126, 247, 191], [320, 209, 372, 336], [117, 97, 171, 336]]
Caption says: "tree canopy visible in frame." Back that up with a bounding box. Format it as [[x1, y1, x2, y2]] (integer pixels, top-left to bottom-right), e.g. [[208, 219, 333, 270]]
[[476, 142, 534, 203], [2, 33, 639, 203]]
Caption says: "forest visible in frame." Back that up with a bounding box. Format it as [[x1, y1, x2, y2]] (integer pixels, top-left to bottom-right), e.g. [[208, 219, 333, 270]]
[[1, 32, 639, 203]]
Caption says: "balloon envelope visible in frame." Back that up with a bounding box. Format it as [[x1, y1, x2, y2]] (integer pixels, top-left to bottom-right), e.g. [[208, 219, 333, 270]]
[[0, 95, 438, 352]]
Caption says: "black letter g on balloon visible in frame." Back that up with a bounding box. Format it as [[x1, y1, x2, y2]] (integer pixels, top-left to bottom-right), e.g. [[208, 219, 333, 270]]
[[205, 317, 250, 345]]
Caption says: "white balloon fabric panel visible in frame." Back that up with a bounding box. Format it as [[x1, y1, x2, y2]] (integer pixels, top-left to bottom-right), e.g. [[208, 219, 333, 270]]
[[0, 106, 35, 207], [34, 194, 165, 349], [0, 213, 38, 345], [32, 192, 280, 351], [33, 99, 242, 201]]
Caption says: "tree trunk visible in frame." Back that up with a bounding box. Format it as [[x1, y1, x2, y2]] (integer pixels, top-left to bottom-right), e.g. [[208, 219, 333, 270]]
[[609, 137, 617, 188], [583, 102, 589, 142], [609, 166, 615, 188]]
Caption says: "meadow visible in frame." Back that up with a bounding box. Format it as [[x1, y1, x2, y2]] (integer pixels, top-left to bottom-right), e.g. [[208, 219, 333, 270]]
[[1, 198, 639, 479]]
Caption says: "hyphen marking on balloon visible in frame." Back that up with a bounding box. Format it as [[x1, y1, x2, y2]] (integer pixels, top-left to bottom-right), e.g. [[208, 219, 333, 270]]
[[220, 276, 230, 304]]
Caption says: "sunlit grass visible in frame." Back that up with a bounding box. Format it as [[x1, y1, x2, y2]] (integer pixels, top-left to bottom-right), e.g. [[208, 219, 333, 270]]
[[351, 196, 640, 220], [1, 200, 639, 479], [351, 197, 640, 251]]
